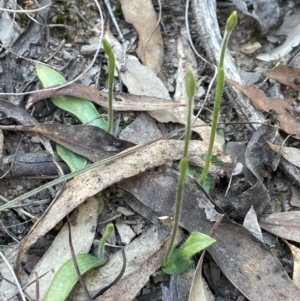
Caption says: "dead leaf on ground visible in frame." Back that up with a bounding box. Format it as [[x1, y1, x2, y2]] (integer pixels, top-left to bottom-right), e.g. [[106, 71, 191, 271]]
[[70, 225, 171, 300], [118, 171, 300, 300], [227, 79, 300, 138], [189, 251, 214, 301], [0, 99, 54, 156], [265, 64, 300, 92], [24, 196, 99, 300], [15, 139, 214, 274], [284, 240, 300, 289], [26, 83, 183, 111], [259, 211, 300, 242], [94, 237, 168, 301], [0, 124, 135, 163], [266, 140, 300, 169], [120, 0, 163, 74]]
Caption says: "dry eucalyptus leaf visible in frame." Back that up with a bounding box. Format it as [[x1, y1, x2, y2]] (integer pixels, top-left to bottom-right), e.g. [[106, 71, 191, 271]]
[[26, 83, 183, 111], [227, 79, 300, 138], [189, 251, 214, 301], [259, 211, 300, 242], [15, 139, 213, 271], [94, 238, 168, 301], [120, 0, 163, 74], [24, 197, 100, 300], [265, 64, 300, 93], [285, 240, 300, 289], [0, 123, 135, 163]]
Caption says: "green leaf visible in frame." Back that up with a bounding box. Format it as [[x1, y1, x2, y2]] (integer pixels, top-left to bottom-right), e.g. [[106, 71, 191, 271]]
[[162, 231, 215, 275], [185, 69, 196, 100], [225, 11, 238, 33], [43, 254, 107, 301], [36, 64, 108, 171]]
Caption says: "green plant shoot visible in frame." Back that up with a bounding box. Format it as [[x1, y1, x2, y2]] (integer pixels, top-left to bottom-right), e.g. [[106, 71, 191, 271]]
[[200, 11, 237, 185], [43, 223, 114, 301], [102, 38, 115, 134], [161, 69, 195, 271], [161, 70, 215, 274]]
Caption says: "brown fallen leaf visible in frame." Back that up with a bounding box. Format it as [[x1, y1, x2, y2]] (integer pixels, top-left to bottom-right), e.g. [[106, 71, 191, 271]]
[[118, 172, 300, 300], [15, 139, 211, 274], [265, 64, 300, 93], [0, 124, 135, 163], [189, 251, 214, 301], [259, 211, 300, 242], [284, 240, 300, 289], [266, 140, 300, 168], [120, 0, 163, 74], [26, 83, 182, 111], [227, 79, 300, 138], [0, 99, 54, 157]]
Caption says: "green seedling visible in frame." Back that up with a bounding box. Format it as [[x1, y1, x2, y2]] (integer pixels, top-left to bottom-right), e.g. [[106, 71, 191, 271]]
[[200, 11, 237, 185], [161, 69, 215, 275], [36, 64, 108, 171], [44, 223, 114, 301], [163, 232, 215, 274], [102, 38, 115, 134]]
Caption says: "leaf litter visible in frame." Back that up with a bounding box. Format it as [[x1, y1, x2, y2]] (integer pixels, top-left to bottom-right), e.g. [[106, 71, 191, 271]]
[[2, 0, 297, 300]]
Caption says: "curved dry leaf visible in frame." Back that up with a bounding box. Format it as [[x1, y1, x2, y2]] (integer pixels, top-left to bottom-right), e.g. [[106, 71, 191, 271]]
[[265, 64, 300, 93], [259, 211, 300, 242], [120, 0, 163, 73], [285, 240, 300, 289], [26, 83, 183, 111], [227, 79, 300, 138], [189, 251, 214, 301], [15, 139, 212, 271]]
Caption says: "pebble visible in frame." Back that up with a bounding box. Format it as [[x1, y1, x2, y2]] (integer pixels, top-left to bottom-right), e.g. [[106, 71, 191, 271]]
[[117, 206, 135, 217], [115, 222, 136, 244]]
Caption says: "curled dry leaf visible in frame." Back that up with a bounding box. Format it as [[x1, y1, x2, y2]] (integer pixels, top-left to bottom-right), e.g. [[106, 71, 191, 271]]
[[26, 83, 183, 111], [227, 79, 300, 138], [265, 64, 300, 93], [259, 211, 300, 242]]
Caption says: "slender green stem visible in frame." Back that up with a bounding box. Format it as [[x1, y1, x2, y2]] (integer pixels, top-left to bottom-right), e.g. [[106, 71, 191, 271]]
[[200, 11, 237, 185], [162, 69, 195, 268], [103, 38, 115, 134], [98, 223, 114, 261]]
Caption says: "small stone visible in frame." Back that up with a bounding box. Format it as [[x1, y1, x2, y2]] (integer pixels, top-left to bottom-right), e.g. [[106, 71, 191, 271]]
[[16, 185, 23, 191], [151, 270, 169, 284], [63, 50, 71, 60], [115, 222, 136, 244], [117, 206, 135, 217], [64, 43, 72, 48], [240, 42, 261, 54], [31, 136, 40, 144]]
